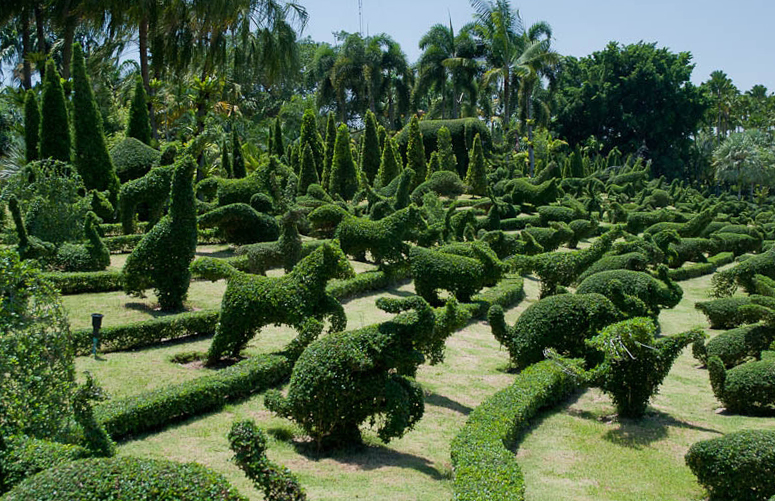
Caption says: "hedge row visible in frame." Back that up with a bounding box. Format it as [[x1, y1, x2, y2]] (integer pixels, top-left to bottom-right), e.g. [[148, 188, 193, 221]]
[[102, 229, 225, 254], [98, 221, 148, 237], [450, 360, 579, 501], [42, 270, 123, 294], [667, 252, 735, 281], [71, 310, 219, 355], [462, 275, 525, 319], [696, 297, 754, 329], [96, 354, 291, 440], [326, 264, 411, 300]]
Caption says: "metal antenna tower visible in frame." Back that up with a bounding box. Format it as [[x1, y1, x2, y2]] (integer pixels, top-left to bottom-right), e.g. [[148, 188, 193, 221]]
[[358, 0, 363, 35]]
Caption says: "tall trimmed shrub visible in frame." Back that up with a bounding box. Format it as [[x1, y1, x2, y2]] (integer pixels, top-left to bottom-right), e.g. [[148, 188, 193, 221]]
[[271, 116, 284, 157], [322, 112, 336, 183], [23, 89, 40, 163], [406, 115, 426, 189], [328, 124, 358, 200], [232, 131, 246, 178], [126, 78, 151, 145], [377, 137, 401, 189], [360, 110, 381, 185], [297, 144, 319, 194], [464, 133, 487, 196], [221, 138, 232, 178], [299, 109, 324, 182], [71, 43, 120, 205], [39, 60, 70, 162], [437, 125, 457, 172], [123, 155, 198, 311]]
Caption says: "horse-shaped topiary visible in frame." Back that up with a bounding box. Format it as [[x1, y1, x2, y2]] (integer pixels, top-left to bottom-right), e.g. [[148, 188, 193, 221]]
[[197, 241, 355, 365], [335, 204, 427, 264]]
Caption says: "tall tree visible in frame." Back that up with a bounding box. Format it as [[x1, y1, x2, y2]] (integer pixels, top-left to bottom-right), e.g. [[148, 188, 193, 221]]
[[328, 124, 358, 200], [71, 43, 120, 205], [39, 60, 70, 162], [465, 133, 487, 196], [406, 115, 427, 188], [701, 70, 739, 142], [232, 131, 246, 179], [359, 110, 381, 185], [127, 77, 152, 145], [323, 112, 336, 182]]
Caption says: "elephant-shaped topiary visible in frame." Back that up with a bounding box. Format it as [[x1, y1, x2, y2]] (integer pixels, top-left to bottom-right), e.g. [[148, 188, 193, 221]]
[[488, 293, 622, 370], [410, 241, 508, 305], [335, 205, 427, 264], [576, 265, 683, 318], [708, 356, 775, 414], [197, 203, 280, 245], [265, 296, 466, 449], [199, 242, 355, 365]]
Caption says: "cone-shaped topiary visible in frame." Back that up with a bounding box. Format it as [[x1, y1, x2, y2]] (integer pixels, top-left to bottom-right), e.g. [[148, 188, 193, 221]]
[[221, 138, 232, 178], [322, 112, 336, 182], [39, 60, 70, 162], [271, 116, 284, 157], [299, 109, 325, 182], [425, 151, 439, 181], [232, 131, 246, 178], [437, 125, 457, 172], [122, 155, 198, 311], [328, 124, 358, 201], [71, 43, 120, 206], [377, 137, 401, 189], [406, 115, 426, 190], [360, 110, 381, 186], [377, 124, 387, 151], [464, 133, 487, 196], [297, 143, 320, 194], [126, 78, 151, 145], [24, 89, 40, 163]]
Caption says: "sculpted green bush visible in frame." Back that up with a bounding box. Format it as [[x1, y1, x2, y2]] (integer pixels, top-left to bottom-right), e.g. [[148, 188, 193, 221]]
[[203, 242, 354, 364], [122, 156, 197, 311], [575, 252, 649, 284], [265, 296, 466, 448], [54, 212, 110, 272], [693, 324, 775, 368], [695, 297, 754, 329], [708, 356, 775, 414], [110, 137, 161, 183], [335, 205, 426, 264], [576, 266, 683, 318], [119, 165, 174, 234], [522, 222, 573, 252], [197, 203, 279, 245], [410, 242, 507, 305], [488, 293, 621, 370], [686, 430, 775, 501]]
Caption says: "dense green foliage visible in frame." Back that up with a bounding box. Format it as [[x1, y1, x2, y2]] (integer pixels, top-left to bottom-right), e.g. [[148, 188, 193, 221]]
[[38, 61, 70, 162], [708, 356, 775, 414], [228, 420, 306, 501], [360, 110, 381, 185], [695, 296, 754, 329], [122, 156, 197, 310], [686, 430, 775, 501], [406, 115, 427, 188], [126, 78, 152, 145], [197, 203, 279, 245], [23, 90, 39, 163], [54, 212, 110, 272], [451, 360, 579, 501], [328, 124, 358, 200], [110, 137, 161, 183], [232, 131, 246, 178], [464, 133, 487, 196], [2, 456, 247, 501], [694, 324, 775, 368], [119, 165, 173, 234], [335, 205, 425, 264], [1, 436, 89, 494]]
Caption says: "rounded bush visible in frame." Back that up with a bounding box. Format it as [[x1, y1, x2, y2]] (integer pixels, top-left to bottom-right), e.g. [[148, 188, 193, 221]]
[[577, 267, 683, 317], [110, 136, 161, 183], [686, 429, 775, 501], [2, 456, 247, 500], [700, 324, 775, 367], [695, 297, 754, 329], [708, 356, 775, 414]]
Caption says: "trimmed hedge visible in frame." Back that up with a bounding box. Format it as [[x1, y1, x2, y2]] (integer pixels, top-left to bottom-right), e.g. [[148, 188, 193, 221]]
[[96, 354, 291, 440], [42, 270, 123, 294], [708, 356, 775, 414], [575, 252, 649, 284], [327, 265, 411, 300], [694, 324, 775, 367], [686, 430, 775, 501], [450, 360, 579, 501], [695, 297, 754, 329], [2, 456, 247, 500], [2, 436, 91, 493], [70, 310, 219, 355], [712, 248, 775, 296], [667, 251, 735, 281], [110, 137, 161, 183]]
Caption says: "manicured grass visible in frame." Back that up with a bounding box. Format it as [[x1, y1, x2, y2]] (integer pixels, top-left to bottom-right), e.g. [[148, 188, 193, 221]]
[[516, 267, 775, 501]]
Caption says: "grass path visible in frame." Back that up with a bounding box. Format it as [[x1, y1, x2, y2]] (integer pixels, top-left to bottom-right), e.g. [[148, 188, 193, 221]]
[[517, 270, 775, 501]]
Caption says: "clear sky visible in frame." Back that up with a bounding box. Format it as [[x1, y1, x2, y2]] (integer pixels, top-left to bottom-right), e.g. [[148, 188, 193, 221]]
[[299, 0, 775, 92]]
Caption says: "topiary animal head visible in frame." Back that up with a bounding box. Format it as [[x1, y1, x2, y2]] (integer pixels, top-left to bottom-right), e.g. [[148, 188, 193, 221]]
[[324, 240, 356, 280]]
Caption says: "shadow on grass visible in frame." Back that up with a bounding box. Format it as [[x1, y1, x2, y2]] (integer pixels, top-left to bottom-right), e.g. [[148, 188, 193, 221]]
[[601, 410, 722, 449], [290, 440, 446, 480], [195, 248, 234, 259], [123, 302, 177, 318], [425, 391, 473, 416]]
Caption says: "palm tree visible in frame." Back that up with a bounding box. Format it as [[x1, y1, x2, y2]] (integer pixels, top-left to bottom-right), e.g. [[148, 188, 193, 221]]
[[415, 21, 478, 119], [713, 131, 770, 200], [703, 70, 739, 142], [365, 34, 413, 126]]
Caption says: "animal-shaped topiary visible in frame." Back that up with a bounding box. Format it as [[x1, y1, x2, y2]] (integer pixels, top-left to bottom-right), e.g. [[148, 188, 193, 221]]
[[197, 203, 280, 245], [54, 211, 111, 272], [265, 296, 466, 449], [118, 165, 174, 234], [508, 178, 563, 207], [521, 222, 574, 252], [489, 293, 622, 370], [644, 208, 717, 238], [576, 265, 683, 318], [410, 242, 508, 305], [335, 205, 427, 264], [200, 242, 355, 365], [8, 197, 55, 263], [122, 155, 197, 311]]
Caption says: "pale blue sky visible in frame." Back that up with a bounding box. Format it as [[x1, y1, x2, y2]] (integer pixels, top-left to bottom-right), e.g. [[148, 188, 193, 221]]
[[299, 0, 775, 92]]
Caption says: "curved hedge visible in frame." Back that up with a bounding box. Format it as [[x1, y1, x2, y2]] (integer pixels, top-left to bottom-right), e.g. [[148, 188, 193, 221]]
[[686, 429, 775, 501], [2, 456, 247, 500], [694, 324, 775, 368], [450, 360, 579, 501]]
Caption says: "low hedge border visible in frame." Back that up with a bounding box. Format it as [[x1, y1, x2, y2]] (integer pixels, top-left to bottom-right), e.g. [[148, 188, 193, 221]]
[[450, 359, 579, 501], [71, 310, 219, 355], [668, 252, 735, 281], [96, 353, 291, 440], [42, 270, 123, 294], [327, 264, 411, 300], [463, 275, 525, 319]]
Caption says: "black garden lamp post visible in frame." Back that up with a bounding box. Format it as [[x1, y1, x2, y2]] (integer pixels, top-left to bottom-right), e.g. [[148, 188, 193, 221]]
[[91, 313, 103, 358]]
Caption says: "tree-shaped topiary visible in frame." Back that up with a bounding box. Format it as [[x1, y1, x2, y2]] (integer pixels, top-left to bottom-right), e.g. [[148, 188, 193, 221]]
[[359, 110, 381, 186], [23, 89, 40, 163], [297, 143, 319, 194], [299, 109, 324, 182], [122, 155, 197, 311], [271, 116, 284, 157], [232, 131, 246, 178], [71, 43, 121, 207], [328, 124, 358, 200], [221, 138, 232, 178], [39, 60, 70, 162], [406, 115, 427, 189], [425, 151, 439, 181], [376, 135, 401, 189], [126, 78, 151, 145], [437, 125, 458, 173], [465, 133, 487, 196]]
